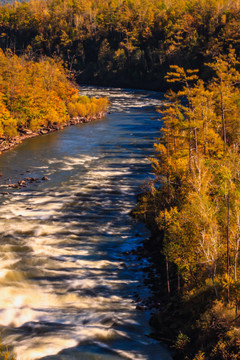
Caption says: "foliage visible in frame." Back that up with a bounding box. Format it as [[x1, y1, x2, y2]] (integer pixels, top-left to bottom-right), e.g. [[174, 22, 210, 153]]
[[138, 50, 240, 295], [174, 331, 190, 351], [135, 51, 240, 359], [0, 339, 15, 360], [1, 0, 240, 88], [0, 50, 108, 140]]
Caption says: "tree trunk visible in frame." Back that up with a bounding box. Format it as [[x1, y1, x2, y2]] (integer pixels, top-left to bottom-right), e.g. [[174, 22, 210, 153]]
[[227, 191, 230, 302], [166, 257, 170, 295], [211, 271, 219, 300], [234, 237, 239, 282], [189, 124, 191, 171], [178, 272, 181, 295], [194, 128, 198, 155], [220, 90, 227, 145]]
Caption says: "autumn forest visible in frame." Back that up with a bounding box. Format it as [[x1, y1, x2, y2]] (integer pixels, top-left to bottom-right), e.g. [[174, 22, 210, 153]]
[[1, 0, 240, 360], [136, 50, 240, 360], [0, 0, 240, 88]]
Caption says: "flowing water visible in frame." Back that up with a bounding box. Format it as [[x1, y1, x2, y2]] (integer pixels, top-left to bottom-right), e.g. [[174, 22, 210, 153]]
[[0, 88, 172, 360]]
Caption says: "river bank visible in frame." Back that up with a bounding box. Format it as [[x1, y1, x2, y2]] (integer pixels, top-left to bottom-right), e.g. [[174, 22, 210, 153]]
[[129, 229, 240, 360], [0, 113, 106, 154], [131, 54, 240, 360]]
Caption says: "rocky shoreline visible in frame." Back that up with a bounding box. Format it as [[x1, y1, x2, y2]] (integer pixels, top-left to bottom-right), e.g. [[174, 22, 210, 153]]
[[128, 230, 240, 360], [0, 113, 107, 193], [124, 233, 179, 358], [0, 113, 106, 154]]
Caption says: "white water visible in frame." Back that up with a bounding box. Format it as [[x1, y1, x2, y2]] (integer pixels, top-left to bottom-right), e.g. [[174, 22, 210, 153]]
[[0, 88, 171, 360]]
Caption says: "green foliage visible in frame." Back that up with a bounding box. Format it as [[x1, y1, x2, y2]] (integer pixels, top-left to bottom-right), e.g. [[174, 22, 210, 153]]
[[174, 331, 190, 351]]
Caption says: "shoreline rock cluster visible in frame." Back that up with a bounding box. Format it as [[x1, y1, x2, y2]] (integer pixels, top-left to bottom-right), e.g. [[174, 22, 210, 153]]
[[7, 176, 49, 189]]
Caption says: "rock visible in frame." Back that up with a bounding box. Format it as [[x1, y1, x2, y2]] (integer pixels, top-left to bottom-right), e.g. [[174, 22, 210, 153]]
[[23, 129, 33, 135], [52, 125, 60, 130], [120, 262, 127, 268], [40, 129, 48, 135], [130, 249, 137, 255], [25, 177, 39, 182], [18, 180, 26, 186], [8, 184, 19, 188]]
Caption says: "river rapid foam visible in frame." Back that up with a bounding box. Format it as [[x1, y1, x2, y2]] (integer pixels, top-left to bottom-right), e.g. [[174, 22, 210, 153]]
[[0, 88, 172, 360]]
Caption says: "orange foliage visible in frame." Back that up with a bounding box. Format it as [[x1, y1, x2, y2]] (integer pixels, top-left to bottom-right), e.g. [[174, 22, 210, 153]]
[[0, 50, 109, 139]]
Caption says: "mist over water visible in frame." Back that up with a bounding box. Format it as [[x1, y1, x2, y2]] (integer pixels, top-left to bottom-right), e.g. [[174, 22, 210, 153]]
[[0, 88, 172, 360]]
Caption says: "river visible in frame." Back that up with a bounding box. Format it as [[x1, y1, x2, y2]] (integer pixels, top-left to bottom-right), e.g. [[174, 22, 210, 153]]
[[0, 88, 172, 360]]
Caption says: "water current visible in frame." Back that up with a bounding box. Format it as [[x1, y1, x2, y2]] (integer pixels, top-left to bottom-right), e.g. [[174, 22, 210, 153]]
[[0, 88, 172, 360]]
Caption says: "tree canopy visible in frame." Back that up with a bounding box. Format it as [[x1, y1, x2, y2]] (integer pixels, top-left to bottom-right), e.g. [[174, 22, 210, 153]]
[[1, 0, 240, 89], [135, 50, 240, 359], [0, 50, 108, 140]]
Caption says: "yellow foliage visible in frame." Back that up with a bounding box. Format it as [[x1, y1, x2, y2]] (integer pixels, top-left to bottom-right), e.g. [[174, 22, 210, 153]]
[[138, 52, 240, 296], [0, 51, 109, 139]]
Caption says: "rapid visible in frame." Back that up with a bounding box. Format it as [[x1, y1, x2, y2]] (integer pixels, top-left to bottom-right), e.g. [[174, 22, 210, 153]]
[[0, 88, 172, 360]]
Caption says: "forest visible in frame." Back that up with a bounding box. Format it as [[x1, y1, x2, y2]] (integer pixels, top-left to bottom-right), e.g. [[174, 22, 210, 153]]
[[0, 0, 240, 359], [135, 49, 240, 359], [0, 50, 108, 147], [0, 0, 240, 89]]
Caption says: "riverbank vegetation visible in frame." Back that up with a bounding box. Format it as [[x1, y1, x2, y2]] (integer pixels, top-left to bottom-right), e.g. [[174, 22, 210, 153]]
[[0, 49, 108, 148], [1, 0, 240, 89], [135, 49, 240, 359], [0, 340, 15, 360], [1, 0, 240, 358]]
